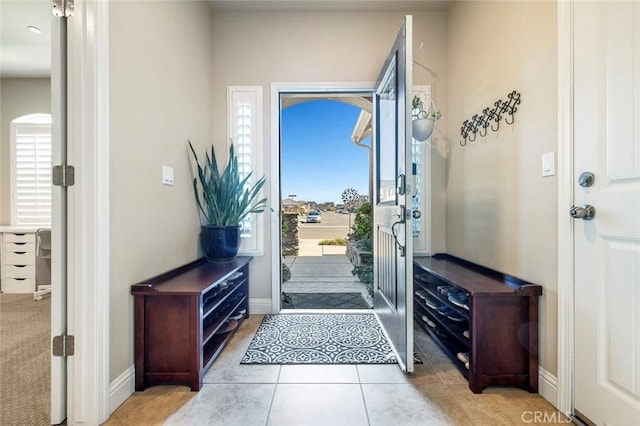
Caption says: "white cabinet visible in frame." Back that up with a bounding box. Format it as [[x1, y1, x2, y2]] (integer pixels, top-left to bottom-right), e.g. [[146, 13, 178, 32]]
[[0, 228, 38, 293]]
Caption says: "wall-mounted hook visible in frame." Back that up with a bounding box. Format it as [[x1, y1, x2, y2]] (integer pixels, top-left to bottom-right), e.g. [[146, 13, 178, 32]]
[[479, 108, 491, 137], [490, 100, 502, 131], [503, 91, 521, 125], [468, 128, 477, 143], [465, 118, 477, 142], [460, 120, 469, 139], [498, 98, 510, 118], [471, 114, 481, 135], [458, 91, 522, 147]]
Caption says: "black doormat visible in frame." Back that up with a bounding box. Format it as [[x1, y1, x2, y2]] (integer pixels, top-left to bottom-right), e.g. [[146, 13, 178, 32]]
[[282, 292, 369, 310], [241, 314, 422, 365]]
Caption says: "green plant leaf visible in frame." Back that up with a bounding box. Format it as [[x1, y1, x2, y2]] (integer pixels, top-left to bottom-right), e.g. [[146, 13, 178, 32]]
[[187, 140, 269, 227]]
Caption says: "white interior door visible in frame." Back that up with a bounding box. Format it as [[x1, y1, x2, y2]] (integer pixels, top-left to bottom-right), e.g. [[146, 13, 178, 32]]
[[372, 15, 414, 373], [50, 9, 67, 424], [573, 1, 640, 424]]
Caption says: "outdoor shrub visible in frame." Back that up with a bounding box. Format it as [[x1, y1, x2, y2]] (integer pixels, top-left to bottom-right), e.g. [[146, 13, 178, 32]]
[[352, 262, 373, 297], [357, 235, 372, 252], [282, 263, 291, 283], [350, 202, 372, 241], [319, 238, 347, 246]]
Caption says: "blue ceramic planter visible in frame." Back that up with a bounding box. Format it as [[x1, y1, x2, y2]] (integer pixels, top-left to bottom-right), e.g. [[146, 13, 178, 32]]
[[200, 225, 241, 262]]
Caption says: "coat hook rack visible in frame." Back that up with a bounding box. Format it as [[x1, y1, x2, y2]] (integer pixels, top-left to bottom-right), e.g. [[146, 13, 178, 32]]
[[460, 91, 521, 146]]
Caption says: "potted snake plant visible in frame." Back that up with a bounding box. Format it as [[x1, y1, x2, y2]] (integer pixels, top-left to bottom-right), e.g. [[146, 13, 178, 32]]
[[188, 140, 268, 262]]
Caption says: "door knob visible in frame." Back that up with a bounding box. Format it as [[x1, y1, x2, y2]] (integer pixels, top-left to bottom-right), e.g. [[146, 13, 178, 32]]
[[412, 210, 422, 219], [570, 204, 596, 220]]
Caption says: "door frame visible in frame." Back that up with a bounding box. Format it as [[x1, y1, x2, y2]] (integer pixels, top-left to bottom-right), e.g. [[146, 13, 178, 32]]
[[65, 0, 111, 423], [557, 0, 575, 417], [269, 82, 374, 313], [50, 11, 65, 424]]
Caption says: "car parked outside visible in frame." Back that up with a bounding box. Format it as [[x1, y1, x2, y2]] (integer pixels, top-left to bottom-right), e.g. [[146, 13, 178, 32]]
[[306, 210, 322, 223]]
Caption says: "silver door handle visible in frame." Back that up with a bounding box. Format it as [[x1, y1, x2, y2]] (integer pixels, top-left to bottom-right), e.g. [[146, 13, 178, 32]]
[[570, 204, 596, 220], [391, 205, 406, 257]]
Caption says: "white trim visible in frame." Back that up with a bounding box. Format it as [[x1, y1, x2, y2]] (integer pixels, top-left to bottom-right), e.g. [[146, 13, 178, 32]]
[[249, 298, 273, 314], [269, 81, 375, 314], [108, 365, 135, 416], [66, 0, 111, 424], [539, 366, 559, 409], [270, 83, 280, 314], [50, 15, 66, 424], [556, 0, 575, 416]]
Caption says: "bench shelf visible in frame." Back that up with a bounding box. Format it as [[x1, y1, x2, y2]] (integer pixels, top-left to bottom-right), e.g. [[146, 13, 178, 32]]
[[413, 254, 542, 394], [131, 257, 251, 391]]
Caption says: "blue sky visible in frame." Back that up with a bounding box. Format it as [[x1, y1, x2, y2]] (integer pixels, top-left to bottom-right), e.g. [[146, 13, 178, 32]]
[[281, 99, 369, 204]]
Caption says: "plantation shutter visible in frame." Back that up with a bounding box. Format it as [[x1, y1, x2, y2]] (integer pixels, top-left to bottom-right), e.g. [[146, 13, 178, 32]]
[[227, 86, 264, 254], [12, 123, 52, 225]]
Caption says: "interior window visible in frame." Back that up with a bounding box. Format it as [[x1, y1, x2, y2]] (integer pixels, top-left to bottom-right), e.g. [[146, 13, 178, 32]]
[[10, 113, 52, 226], [227, 86, 264, 254]]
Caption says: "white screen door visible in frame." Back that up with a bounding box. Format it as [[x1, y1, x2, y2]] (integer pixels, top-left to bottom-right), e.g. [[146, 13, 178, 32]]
[[573, 1, 640, 424], [50, 11, 68, 424], [372, 15, 414, 373]]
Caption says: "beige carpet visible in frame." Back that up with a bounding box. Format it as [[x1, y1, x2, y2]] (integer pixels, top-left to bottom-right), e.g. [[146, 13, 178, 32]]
[[0, 293, 50, 426]]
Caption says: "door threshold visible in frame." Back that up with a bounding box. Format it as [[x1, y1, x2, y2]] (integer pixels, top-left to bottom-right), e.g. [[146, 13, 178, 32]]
[[279, 309, 373, 315]]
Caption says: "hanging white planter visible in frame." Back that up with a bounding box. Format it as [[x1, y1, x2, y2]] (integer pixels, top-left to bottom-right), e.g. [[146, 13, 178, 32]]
[[411, 98, 440, 142], [412, 117, 436, 142]]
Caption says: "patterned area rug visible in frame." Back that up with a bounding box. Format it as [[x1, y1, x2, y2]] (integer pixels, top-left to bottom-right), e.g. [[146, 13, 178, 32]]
[[282, 292, 369, 309], [241, 314, 421, 365]]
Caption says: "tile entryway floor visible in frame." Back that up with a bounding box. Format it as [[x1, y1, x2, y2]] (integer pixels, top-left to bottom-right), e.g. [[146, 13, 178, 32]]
[[104, 315, 571, 425]]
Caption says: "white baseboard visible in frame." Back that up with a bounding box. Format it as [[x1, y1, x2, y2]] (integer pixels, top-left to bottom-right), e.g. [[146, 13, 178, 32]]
[[109, 364, 135, 415], [539, 366, 558, 408], [250, 298, 272, 314]]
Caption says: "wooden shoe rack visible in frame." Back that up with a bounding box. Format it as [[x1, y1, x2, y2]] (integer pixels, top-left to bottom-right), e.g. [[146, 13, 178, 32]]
[[413, 254, 542, 394], [131, 256, 251, 391]]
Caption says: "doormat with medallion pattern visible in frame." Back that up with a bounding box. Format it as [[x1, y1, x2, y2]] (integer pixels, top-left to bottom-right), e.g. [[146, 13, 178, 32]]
[[240, 314, 422, 365]]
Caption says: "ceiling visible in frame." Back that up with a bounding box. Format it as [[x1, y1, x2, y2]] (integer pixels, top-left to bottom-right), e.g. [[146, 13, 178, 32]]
[[0, 0, 448, 78], [207, 0, 450, 12], [0, 0, 51, 77]]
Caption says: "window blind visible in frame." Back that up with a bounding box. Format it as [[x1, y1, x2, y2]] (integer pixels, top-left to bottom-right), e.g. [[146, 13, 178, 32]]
[[228, 86, 264, 255], [12, 124, 52, 225]]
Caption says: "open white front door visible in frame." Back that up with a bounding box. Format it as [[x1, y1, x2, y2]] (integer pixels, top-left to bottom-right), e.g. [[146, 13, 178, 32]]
[[573, 1, 640, 424], [50, 10, 67, 425], [372, 15, 414, 373]]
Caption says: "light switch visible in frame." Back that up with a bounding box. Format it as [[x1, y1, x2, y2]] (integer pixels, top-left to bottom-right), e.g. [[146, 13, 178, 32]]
[[542, 152, 555, 177], [162, 165, 174, 186]]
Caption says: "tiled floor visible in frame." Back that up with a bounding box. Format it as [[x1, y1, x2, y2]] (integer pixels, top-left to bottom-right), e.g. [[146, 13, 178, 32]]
[[104, 315, 572, 426]]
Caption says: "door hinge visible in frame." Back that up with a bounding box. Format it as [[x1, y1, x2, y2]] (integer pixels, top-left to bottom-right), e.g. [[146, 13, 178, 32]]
[[52, 165, 75, 187], [52, 0, 74, 18], [52, 334, 75, 357]]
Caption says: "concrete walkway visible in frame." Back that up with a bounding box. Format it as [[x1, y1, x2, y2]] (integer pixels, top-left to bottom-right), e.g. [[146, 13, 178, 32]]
[[282, 239, 372, 307]]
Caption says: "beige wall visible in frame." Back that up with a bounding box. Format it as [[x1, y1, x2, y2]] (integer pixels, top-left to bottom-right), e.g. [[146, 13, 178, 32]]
[[211, 9, 448, 300], [109, 1, 213, 382], [445, 1, 558, 374], [0, 78, 51, 224]]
